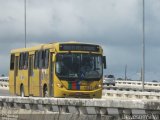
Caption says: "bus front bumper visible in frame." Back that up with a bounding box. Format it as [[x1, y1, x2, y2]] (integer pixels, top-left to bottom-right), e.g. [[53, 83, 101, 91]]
[[54, 88, 102, 98]]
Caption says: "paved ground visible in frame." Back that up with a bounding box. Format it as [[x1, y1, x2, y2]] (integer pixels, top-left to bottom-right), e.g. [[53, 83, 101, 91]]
[[0, 88, 10, 96], [0, 89, 10, 96]]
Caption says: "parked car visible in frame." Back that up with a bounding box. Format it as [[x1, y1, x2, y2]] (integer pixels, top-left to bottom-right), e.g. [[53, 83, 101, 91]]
[[103, 75, 115, 86], [152, 80, 158, 82]]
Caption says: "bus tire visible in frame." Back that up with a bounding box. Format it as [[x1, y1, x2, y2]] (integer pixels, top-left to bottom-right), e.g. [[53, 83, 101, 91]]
[[20, 85, 25, 97], [43, 85, 48, 97]]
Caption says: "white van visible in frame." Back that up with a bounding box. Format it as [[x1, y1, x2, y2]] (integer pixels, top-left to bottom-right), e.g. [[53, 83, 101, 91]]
[[103, 75, 115, 86]]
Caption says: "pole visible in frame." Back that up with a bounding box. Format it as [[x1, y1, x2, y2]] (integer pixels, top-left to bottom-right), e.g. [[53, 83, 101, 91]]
[[142, 0, 145, 90], [24, 0, 27, 48], [125, 65, 127, 81]]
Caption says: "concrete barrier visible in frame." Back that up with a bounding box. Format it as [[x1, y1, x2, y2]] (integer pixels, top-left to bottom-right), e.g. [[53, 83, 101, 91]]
[[0, 96, 160, 120]]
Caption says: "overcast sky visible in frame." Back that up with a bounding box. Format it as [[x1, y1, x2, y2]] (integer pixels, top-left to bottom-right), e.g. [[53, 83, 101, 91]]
[[0, 0, 160, 81]]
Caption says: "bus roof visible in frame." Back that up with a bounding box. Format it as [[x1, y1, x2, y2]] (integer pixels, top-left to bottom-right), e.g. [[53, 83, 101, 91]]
[[10, 41, 102, 53]]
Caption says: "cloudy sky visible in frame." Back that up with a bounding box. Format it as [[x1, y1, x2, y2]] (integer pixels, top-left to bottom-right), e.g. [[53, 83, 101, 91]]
[[0, 0, 160, 81]]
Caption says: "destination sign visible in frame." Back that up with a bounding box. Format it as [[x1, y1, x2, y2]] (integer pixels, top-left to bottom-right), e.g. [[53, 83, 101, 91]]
[[59, 44, 99, 52]]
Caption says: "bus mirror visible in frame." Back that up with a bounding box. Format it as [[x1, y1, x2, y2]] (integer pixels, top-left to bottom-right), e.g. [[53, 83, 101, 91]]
[[52, 54, 56, 62], [103, 56, 107, 69]]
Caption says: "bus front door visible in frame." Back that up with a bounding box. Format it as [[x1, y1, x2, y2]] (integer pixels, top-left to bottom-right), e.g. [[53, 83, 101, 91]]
[[49, 53, 54, 97]]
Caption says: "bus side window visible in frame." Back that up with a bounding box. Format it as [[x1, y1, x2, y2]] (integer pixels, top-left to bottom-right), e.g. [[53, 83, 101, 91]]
[[19, 53, 21, 69], [19, 53, 24, 70], [29, 55, 33, 76], [24, 52, 28, 69], [34, 51, 38, 69], [39, 50, 43, 69], [10, 54, 15, 70], [34, 50, 49, 69], [44, 50, 49, 68]]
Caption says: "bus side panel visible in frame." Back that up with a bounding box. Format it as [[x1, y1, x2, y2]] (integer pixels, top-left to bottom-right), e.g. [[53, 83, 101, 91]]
[[16, 70, 28, 96], [32, 69, 41, 96], [23, 70, 29, 96], [41, 52, 52, 97], [9, 71, 15, 95], [41, 69, 49, 96], [9, 54, 18, 95], [28, 55, 34, 96], [16, 71, 21, 96]]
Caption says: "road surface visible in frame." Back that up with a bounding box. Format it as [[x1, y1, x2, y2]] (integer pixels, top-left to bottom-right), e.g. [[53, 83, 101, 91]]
[[0, 89, 10, 96]]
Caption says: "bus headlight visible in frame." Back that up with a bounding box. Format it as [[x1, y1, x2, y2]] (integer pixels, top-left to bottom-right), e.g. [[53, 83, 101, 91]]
[[95, 84, 102, 89], [57, 83, 63, 88], [98, 84, 102, 88]]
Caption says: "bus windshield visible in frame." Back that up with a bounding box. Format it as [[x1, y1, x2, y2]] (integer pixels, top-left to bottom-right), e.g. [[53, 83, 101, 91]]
[[56, 53, 103, 80]]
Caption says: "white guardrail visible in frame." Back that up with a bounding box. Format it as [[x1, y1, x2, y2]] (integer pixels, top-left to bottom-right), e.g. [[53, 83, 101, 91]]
[[103, 90, 160, 100], [116, 80, 160, 87], [115, 80, 160, 90], [0, 76, 9, 89]]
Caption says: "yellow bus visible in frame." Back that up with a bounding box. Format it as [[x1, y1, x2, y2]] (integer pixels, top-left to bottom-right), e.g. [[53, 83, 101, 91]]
[[9, 42, 106, 98]]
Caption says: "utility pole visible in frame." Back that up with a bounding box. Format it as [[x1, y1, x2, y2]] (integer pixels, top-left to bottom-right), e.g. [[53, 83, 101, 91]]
[[24, 0, 27, 48], [142, 0, 145, 90], [141, 68, 142, 81], [125, 65, 127, 81]]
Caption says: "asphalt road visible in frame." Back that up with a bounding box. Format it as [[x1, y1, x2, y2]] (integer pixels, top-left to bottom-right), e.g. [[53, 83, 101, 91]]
[[0, 89, 10, 96]]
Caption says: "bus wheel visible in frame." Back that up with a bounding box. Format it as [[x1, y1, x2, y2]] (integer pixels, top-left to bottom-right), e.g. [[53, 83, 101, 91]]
[[20, 85, 25, 97], [43, 85, 48, 97]]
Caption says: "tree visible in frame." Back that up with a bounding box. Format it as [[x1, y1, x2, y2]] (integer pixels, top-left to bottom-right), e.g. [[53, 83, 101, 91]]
[[117, 78, 123, 80], [1, 74, 5, 77]]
